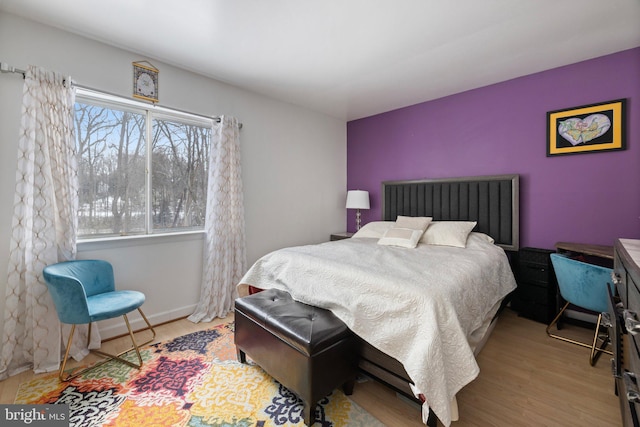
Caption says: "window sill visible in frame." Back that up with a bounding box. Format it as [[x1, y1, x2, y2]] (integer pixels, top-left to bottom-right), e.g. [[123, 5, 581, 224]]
[[77, 230, 205, 251]]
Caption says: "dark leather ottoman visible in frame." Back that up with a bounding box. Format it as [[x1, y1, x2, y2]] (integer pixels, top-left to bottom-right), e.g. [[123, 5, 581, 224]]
[[234, 288, 356, 426]]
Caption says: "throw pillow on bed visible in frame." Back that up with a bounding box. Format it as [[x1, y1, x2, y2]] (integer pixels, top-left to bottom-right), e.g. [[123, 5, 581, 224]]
[[420, 221, 477, 248], [352, 221, 395, 238], [377, 216, 432, 248]]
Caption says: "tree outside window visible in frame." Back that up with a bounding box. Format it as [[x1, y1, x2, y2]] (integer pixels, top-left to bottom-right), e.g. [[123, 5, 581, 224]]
[[74, 93, 211, 238]]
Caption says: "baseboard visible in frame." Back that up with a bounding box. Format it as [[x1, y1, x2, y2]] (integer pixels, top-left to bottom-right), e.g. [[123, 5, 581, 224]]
[[565, 308, 597, 324], [97, 304, 198, 339]]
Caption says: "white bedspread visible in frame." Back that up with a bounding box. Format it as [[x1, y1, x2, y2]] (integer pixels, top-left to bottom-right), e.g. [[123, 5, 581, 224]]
[[238, 233, 517, 426]]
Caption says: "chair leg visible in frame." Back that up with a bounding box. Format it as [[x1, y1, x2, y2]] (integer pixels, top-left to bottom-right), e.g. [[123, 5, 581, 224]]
[[135, 307, 157, 347], [546, 301, 571, 338], [90, 308, 156, 369], [59, 325, 77, 382], [590, 313, 610, 366], [59, 308, 157, 382], [59, 323, 125, 381], [547, 302, 612, 365]]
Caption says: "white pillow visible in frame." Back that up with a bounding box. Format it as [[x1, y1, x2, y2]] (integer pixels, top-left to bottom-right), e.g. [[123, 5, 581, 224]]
[[420, 221, 477, 248], [377, 216, 432, 248], [470, 232, 495, 244], [352, 221, 395, 238]]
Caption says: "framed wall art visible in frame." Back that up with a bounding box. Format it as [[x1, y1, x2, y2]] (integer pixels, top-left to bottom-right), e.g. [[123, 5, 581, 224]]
[[547, 98, 626, 156], [132, 61, 159, 102]]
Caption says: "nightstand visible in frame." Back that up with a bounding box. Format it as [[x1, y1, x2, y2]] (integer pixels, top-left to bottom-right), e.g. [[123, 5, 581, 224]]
[[330, 232, 354, 241], [511, 247, 557, 323]]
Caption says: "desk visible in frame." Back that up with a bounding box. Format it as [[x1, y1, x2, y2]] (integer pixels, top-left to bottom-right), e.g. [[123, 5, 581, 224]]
[[554, 241, 614, 268]]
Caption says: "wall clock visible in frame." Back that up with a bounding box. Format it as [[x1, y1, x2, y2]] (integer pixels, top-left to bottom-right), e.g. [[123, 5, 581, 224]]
[[132, 61, 159, 102]]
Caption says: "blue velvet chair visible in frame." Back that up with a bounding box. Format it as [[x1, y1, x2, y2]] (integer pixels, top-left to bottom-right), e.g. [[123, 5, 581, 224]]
[[43, 259, 156, 381], [547, 253, 614, 366]]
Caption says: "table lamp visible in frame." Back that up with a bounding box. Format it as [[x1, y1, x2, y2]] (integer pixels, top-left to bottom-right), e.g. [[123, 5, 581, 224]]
[[346, 190, 370, 231]]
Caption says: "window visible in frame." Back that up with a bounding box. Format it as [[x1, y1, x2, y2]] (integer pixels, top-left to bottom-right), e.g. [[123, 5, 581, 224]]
[[74, 89, 212, 238]]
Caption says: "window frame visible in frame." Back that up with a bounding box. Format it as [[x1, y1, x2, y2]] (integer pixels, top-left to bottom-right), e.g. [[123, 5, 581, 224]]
[[75, 88, 214, 240]]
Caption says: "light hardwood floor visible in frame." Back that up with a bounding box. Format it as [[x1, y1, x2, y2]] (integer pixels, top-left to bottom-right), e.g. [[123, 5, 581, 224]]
[[0, 308, 620, 426]]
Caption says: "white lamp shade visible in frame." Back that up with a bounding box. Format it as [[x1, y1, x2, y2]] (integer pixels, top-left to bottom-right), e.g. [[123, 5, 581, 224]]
[[346, 190, 370, 209]]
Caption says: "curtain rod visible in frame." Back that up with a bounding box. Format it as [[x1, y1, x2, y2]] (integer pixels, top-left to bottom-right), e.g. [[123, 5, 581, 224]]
[[0, 61, 242, 129], [0, 62, 26, 78]]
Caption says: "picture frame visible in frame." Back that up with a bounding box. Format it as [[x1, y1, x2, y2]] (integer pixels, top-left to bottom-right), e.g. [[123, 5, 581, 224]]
[[132, 61, 159, 103], [547, 98, 626, 156]]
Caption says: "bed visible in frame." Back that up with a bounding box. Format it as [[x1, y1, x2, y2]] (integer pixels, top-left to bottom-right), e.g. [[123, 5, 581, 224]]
[[237, 174, 519, 426]]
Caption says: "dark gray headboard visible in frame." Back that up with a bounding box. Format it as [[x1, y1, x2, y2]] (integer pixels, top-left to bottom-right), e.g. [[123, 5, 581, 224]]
[[381, 174, 519, 251]]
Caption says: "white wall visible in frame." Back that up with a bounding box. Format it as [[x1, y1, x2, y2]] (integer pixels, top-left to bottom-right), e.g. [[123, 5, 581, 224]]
[[0, 13, 346, 338]]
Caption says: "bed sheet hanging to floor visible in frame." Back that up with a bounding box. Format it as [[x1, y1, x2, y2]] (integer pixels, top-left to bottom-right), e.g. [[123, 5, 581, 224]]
[[238, 232, 517, 426]]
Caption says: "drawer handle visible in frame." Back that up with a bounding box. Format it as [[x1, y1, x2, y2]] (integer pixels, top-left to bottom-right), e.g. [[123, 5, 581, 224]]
[[612, 358, 621, 379], [624, 310, 640, 335], [601, 312, 613, 328], [611, 272, 621, 285], [624, 371, 640, 403]]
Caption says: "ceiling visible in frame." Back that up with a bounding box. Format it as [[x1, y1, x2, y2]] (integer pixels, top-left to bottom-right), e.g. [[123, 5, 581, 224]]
[[2, 0, 640, 121]]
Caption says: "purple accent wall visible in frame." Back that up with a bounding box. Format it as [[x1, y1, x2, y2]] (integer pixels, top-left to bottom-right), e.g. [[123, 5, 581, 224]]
[[347, 47, 640, 250]]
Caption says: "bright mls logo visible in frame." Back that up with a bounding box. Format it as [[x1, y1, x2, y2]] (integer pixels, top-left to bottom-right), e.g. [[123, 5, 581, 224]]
[[1, 405, 68, 426]]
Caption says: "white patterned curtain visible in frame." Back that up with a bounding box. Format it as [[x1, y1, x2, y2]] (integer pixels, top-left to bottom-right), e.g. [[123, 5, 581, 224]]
[[189, 116, 247, 323], [0, 66, 82, 377]]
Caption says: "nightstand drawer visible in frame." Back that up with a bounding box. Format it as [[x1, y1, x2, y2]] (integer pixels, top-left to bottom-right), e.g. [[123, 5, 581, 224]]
[[512, 282, 556, 323], [519, 248, 553, 265], [517, 282, 551, 305], [519, 262, 552, 286], [518, 247, 554, 286]]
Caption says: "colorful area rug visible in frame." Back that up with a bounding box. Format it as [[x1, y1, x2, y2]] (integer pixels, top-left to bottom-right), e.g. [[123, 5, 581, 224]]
[[15, 322, 383, 427]]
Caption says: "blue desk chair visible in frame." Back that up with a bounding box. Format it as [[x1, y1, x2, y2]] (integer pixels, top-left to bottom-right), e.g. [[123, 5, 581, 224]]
[[547, 253, 613, 366], [43, 259, 156, 381]]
